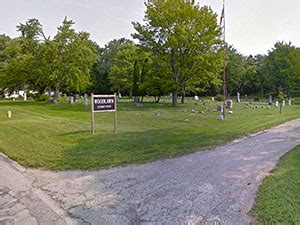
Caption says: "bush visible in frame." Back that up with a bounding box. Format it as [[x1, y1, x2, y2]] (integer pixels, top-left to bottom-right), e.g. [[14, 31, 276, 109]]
[[215, 94, 224, 102], [36, 94, 49, 102]]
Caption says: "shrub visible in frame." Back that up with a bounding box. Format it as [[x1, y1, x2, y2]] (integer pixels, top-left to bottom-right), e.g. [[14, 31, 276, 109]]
[[36, 94, 49, 102], [215, 94, 224, 102]]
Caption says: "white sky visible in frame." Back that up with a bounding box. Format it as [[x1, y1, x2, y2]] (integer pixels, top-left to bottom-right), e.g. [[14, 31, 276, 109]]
[[1, 0, 300, 56]]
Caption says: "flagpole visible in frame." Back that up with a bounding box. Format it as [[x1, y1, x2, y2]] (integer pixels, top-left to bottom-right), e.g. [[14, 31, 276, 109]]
[[222, 0, 227, 119]]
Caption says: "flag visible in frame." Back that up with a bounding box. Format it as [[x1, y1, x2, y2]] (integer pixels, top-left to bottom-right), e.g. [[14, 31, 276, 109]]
[[219, 7, 224, 26]]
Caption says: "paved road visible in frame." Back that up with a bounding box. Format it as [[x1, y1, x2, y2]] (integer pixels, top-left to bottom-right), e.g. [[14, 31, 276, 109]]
[[0, 153, 79, 225], [24, 119, 300, 224]]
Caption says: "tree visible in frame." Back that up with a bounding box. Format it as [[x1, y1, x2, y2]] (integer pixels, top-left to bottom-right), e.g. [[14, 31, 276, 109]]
[[43, 18, 97, 102], [264, 42, 300, 96], [108, 41, 139, 97], [224, 46, 245, 95], [0, 35, 11, 90], [133, 0, 223, 107], [90, 38, 131, 94], [242, 55, 259, 95], [0, 19, 45, 95], [1, 18, 97, 102], [0, 36, 32, 93]]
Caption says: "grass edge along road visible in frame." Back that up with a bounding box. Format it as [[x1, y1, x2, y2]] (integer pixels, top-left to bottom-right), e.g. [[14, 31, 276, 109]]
[[0, 99, 299, 170], [251, 145, 300, 224]]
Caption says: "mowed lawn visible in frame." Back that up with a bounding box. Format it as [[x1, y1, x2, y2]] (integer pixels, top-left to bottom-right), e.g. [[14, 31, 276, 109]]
[[0, 98, 299, 170], [252, 145, 300, 224]]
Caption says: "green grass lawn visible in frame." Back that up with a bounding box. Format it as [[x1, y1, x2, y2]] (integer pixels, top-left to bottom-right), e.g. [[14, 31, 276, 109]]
[[251, 145, 300, 224], [0, 98, 299, 170]]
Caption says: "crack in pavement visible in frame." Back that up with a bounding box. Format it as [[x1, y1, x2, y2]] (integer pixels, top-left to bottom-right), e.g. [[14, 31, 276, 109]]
[[0, 154, 81, 225]]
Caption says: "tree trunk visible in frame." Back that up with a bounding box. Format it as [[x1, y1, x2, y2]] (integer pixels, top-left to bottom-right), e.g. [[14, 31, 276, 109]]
[[172, 92, 178, 107], [181, 95, 185, 104], [181, 85, 186, 104], [279, 103, 282, 114], [53, 85, 60, 104], [156, 96, 161, 103]]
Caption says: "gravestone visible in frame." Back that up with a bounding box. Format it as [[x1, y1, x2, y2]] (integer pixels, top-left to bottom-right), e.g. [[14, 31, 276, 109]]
[[226, 100, 233, 109], [289, 100, 292, 106], [236, 92, 240, 102], [134, 103, 143, 108], [268, 95, 272, 105], [275, 101, 279, 107], [194, 95, 199, 102], [212, 97, 215, 101], [83, 94, 89, 108], [217, 105, 223, 112], [282, 100, 285, 107], [69, 96, 74, 104], [134, 97, 140, 103], [218, 115, 224, 121], [182, 108, 187, 113]]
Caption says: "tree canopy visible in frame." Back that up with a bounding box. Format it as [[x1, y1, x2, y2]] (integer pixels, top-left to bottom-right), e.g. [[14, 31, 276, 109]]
[[132, 0, 223, 106], [0, 18, 97, 102]]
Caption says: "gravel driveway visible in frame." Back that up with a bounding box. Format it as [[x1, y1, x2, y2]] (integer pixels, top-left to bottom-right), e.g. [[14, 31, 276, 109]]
[[24, 119, 300, 224]]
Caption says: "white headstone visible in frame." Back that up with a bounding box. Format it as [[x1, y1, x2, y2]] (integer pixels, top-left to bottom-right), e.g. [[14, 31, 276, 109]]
[[194, 95, 199, 102], [24, 92, 27, 101], [226, 100, 233, 109], [275, 101, 279, 107], [282, 100, 285, 107], [212, 97, 215, 101], [236, 92, 240, 102], [289, 100, 292, 106], [83, 97, 89, 108], [69, 96, 74, 104]]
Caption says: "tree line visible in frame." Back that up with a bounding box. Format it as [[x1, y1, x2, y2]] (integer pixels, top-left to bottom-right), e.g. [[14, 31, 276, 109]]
[[1, 0, 300, 107]]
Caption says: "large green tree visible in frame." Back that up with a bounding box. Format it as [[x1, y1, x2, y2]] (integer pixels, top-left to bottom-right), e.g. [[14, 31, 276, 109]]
[[48, 18, 97, 102], [90, 38, 131, 94], [225, 46, 245, 95], [264, 42, 300, 96], [1, 18, 97, 102], [108, 41, 138, 96], [133, 0, 223, 106]]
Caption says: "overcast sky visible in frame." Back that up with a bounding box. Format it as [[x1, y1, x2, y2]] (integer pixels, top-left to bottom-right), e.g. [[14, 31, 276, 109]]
[[1, 0, 300, 56]]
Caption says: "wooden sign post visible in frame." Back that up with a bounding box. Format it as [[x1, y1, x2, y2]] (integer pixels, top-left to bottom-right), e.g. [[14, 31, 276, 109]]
[[91, 93, 117, 134]]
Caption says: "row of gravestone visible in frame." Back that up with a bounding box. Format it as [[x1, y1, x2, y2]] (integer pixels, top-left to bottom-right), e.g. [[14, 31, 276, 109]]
[[67, 94, 89, 108]]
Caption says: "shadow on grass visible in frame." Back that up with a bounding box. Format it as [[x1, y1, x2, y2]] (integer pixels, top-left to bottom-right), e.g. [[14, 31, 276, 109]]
[[59, 130, 91, 136], [0, 100, 47, 106], [54, 128, 227, 170]]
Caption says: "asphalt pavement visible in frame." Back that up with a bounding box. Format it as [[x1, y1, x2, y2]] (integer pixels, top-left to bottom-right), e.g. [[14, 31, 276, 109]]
[[1, 119, 300, 224]]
